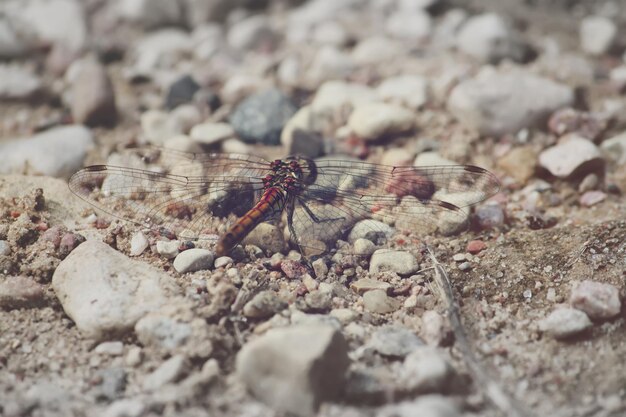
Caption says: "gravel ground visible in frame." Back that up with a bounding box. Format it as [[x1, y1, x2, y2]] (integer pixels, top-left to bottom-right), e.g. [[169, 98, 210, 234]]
[[1, 1, 626, 417]]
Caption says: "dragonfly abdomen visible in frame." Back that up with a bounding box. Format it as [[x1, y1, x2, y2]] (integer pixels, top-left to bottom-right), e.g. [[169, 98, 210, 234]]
[[215, 187, 286, 256]]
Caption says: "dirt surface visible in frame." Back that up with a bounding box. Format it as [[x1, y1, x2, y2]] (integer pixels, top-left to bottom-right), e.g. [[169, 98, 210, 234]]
[[1, 0, 626, 417]]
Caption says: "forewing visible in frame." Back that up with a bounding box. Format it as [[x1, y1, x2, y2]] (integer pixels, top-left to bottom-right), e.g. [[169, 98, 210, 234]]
[[300, 159, 500, 241], [69, 151, 270, 239]]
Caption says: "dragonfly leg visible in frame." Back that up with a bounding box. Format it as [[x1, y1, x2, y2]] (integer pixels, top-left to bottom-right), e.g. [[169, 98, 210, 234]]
[[298, 198, 345, 224], [287, 201, 317, 278]]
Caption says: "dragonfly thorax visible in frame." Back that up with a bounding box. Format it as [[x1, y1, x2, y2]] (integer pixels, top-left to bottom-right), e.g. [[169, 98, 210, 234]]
[[265, 157, 317, 192]]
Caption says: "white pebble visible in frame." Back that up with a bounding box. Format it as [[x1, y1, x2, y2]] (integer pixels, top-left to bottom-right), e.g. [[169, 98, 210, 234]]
[[173, 248, 214, 273], [129, 232, 149, 256]]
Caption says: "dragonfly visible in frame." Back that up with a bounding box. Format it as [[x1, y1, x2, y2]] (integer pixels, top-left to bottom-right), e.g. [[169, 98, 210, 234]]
[[68, 147, 500, 262]]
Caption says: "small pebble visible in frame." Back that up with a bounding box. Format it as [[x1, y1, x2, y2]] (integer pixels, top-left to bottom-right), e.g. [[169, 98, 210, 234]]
[[165, 74, 200, 110], [173, 249, 214, 273], [579, 190, 606, 207], [539, 308, 592, 339], [350, 278, 391, 294], [400, 347, 452, 393], [353, 238, 376, 256], [369, 250, 419, 275], [0, 240, 11, 256], [466, 240, 487, 254], [570, 280, 621, 319], [363, 289, 400, 314], [229, 88, 297, 145], [312, 258, 328, 278], [129, 232, 149, 256], [474, 203, 506, 230], [280, 259, 307, 279], [539, 136, 603, 178], [457, 262, 471, 271], [94, 341, 124, 356], [580, 16, 617, 56], [369, 325, 423, 357], [156, 240, 180, 259], [452, 253, 466, 262], [213, 256, 233, 269], [0, 276, 45, 310], [125, 346, 143, 367], [243, 290, 287, 319], [190, 122, 236, 145], [70, 59, 117, 126], [142, 355, 188, 391], [348, 102, 415, 141]]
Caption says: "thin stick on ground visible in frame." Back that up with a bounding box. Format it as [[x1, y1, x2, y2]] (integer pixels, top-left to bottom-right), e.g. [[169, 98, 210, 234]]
[[426, 246, 532, 417]]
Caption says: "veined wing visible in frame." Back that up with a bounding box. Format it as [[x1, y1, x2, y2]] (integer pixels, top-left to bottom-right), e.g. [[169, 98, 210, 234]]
[[69, 152, 271, 240], [291, 160, 500, 251]]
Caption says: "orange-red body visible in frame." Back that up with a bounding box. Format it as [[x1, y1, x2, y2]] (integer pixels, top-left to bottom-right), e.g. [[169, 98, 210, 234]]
[[215, 187, 287, 256]]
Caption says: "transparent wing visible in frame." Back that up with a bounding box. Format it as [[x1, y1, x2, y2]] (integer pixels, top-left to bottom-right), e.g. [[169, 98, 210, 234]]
[[69, 151, 271, 240], [292, 160, 500, 251]]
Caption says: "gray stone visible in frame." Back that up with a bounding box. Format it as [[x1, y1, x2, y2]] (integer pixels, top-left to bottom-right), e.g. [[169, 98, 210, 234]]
[[135, 315, 192, 350], [456, 13, 526, 63], [0, 240, 10, 256], [0, 276, 45, 310], [95, 341, 124, 356], [370, 250, 419, 275], [347, 219, 394, 243], [242, 290, 287, 319], [229, 89, 297, 145], [173, 249, 214, 273], [369, 325, 423, 357], [580, 16, 617, 55], [353, 238, 376, 257], [448, 70, 574, 136], [70, 59, 117, 126], [190, 122, 235, 145], [0, 125, 93, 178], [400, 348, 452, 393], [156, 240, 180, 259], [538, 136, 603, 178], [348, 102, 415, 141], [363, 289, 400, 314], [601, 131, 626, 164], [377, 75, 429, 110], [93, 368, 127, 401], [242, 222, 285, 254], [52, 240, 179, 340], [236, 324, 350, 416], [350, 278, 391, 295], [0, 64, 42, 99], [570, 280, 621, 320], [281, 106, 325, 157], [143, 355, 189, 391], [539, 308, 592, 339]]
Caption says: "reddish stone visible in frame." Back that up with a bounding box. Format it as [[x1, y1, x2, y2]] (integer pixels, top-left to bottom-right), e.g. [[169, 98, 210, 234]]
[[466, 240, 487, 254], [280, 259, 307, 279]]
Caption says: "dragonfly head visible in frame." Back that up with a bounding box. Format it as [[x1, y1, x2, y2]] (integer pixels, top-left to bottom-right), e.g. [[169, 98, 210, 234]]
[[286, 156, 317, 186]]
